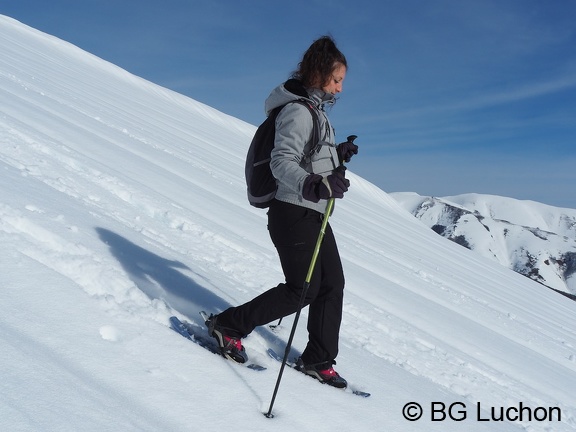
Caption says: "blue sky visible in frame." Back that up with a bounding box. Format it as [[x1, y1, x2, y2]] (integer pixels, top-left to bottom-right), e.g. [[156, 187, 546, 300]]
[[3, 0, 576, 209]]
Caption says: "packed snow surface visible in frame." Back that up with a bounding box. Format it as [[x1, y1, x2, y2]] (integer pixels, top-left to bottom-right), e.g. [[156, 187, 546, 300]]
[[1, 15, 575, 431]]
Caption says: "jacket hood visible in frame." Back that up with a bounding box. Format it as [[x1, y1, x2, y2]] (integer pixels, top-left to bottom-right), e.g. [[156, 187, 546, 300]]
[[264, 79, 336, 116]]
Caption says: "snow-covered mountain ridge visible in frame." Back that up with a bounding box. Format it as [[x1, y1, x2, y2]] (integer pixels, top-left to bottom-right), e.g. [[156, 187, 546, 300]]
[[393, 192, 576, 298], [2, 15, 576, 432]]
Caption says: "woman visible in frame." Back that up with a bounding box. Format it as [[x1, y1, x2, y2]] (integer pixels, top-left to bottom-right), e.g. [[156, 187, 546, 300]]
[[207, 35, 358, 388]]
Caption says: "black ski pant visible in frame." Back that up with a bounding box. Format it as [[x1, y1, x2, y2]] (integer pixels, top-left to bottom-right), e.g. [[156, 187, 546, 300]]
[[217, 199, 345, 365]]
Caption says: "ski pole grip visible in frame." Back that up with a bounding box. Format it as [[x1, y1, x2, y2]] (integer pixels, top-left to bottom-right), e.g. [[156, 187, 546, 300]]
[[341, 135, 358, 167]]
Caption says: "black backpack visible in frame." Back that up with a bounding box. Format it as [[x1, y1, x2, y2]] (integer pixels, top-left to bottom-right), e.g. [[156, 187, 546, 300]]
[[245, 99, 320, 208]]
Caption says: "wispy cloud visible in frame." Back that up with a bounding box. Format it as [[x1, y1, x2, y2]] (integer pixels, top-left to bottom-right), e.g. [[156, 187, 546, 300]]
[[365, 69, 576, 126], [354, 150, 576, 209]]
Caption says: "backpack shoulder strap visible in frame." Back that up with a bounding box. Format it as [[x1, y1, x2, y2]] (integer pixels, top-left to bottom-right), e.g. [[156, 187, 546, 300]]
[[287, 99, 321, 158]]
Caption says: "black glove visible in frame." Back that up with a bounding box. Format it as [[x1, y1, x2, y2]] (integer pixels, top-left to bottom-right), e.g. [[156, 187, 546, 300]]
[[336, 139, 358, 163], [302, 166, 350, 202]]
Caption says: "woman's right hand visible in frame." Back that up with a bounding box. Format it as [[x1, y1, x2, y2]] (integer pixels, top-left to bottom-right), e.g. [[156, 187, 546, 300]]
[[302, 166, 350, 202]]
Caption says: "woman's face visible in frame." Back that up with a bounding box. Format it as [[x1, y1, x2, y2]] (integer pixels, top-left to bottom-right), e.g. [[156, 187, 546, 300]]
[[322, 63, 346, 95]]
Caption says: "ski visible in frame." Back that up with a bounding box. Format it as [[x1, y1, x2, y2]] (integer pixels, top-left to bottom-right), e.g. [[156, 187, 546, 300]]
[[266, 348, 370, 397], [169, 315, 266, 371]]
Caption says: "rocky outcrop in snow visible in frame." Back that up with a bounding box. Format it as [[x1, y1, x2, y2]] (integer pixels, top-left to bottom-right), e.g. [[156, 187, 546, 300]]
[[393, 192, 576, 299]]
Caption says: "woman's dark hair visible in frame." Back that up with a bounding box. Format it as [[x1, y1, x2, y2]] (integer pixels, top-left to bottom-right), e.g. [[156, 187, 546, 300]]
[[292, 35, 347, 88]]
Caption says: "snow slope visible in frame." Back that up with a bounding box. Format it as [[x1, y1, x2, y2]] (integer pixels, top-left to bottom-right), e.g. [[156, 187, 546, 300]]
[[1, 15, 575, 432]]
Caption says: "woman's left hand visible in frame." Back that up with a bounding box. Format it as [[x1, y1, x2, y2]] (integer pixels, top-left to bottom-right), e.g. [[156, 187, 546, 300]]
[[337, 139, 358, 163]]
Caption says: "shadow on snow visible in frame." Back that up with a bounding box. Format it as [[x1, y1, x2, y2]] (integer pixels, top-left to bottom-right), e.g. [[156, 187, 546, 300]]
[[95, 227, 297, 357]]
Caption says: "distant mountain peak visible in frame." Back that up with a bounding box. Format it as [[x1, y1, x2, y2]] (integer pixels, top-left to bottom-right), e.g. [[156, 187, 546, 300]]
[[393, 192, 576, 300]]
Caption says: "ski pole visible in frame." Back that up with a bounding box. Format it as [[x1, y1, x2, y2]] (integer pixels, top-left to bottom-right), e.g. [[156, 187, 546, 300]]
[[264, 196, 335, 419], [264, 135, 356, 418]]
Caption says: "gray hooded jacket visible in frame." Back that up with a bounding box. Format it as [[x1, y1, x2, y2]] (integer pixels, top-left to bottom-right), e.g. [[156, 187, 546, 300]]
[[265, 80, 340, 214]]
